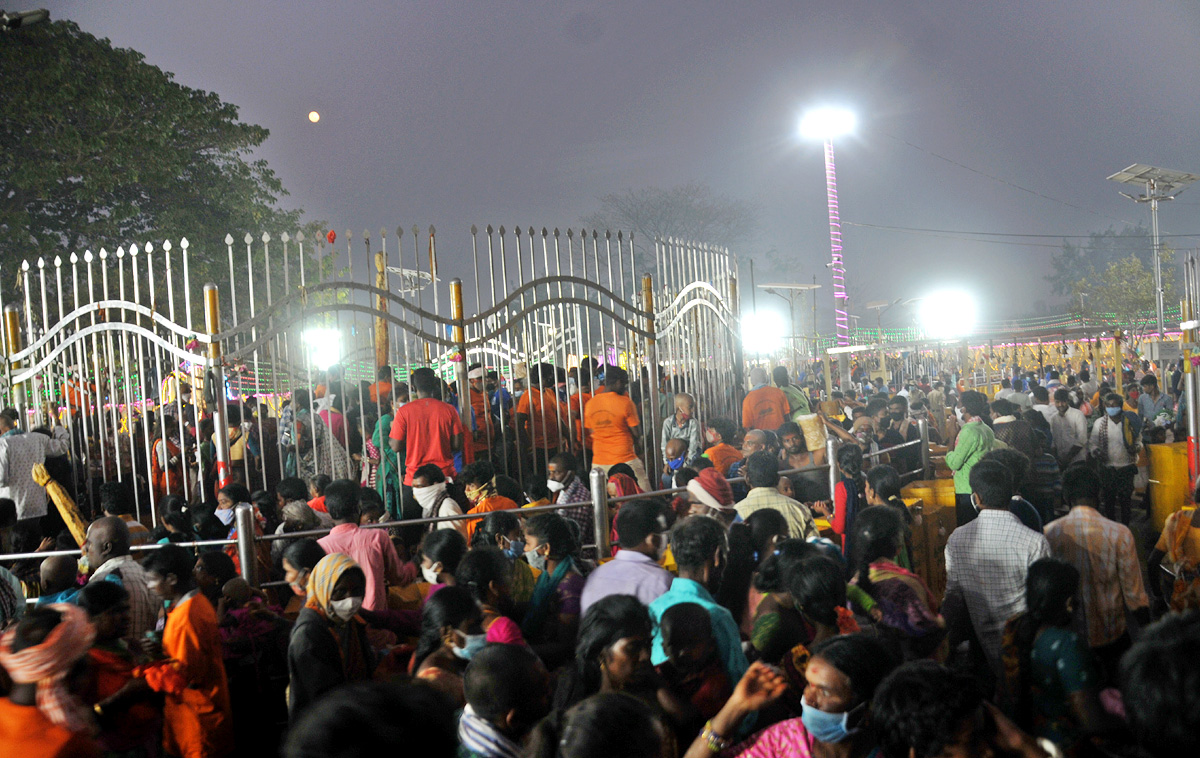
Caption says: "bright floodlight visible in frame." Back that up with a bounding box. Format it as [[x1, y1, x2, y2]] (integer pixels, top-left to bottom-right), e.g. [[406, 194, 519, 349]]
[[303, 328, 341, 371], [308, 111, 320, 123], [741, 310, 787, 354], [918, 290, 977, 340], [799, 107, 856, 140]]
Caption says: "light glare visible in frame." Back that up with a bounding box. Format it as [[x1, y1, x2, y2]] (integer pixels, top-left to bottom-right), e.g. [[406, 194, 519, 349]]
[[308, 111, 320, 123], [303, 328, 341, 370], [919, 290, 977, 339], [799, 107, 856, 140], [741, 310, 787, 354]]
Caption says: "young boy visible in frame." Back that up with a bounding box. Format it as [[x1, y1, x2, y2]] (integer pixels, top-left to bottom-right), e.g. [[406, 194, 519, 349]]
[[701, 418, 742, 477], [655, 602, 731, 720], [661, 393, 702, 465]]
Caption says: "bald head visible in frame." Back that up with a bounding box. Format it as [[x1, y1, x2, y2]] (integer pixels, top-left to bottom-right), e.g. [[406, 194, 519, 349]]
[[84, 516, 131, 572], [742, 429, 768, 455], [40, 554, 79, 596]]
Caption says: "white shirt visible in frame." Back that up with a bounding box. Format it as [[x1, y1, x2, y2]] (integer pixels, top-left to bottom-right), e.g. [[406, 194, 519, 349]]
[[1089, 416, 1136, 467], [0, 427, 70, 519], [90, 555, 158, 638], [1049, 406, 1088, 464], [1032, 403, 1056, 426], [580, 549, 673, 616], [1008, 392, 1033, 411], [995, 388, 1015, 401], [945, 509, 1051, 673]]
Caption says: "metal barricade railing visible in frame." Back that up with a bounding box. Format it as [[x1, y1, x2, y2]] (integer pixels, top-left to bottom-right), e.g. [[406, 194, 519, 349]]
[[2, 432, 929, 593]]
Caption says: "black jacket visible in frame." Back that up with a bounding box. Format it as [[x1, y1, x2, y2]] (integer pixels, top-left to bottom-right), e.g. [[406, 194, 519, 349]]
[[286, 606, 376, 722]]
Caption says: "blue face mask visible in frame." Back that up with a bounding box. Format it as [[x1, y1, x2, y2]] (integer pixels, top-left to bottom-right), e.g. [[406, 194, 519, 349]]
[[1106, 407, 1121, 417], [800, 696, 863, 744], [452, 631, 488, 660], [667, 455, 685, 471], [503, 538, 525, 561]]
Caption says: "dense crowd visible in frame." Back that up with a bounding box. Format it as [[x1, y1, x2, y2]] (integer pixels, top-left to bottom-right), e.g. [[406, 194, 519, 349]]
[[0, 356, 1198, 758]]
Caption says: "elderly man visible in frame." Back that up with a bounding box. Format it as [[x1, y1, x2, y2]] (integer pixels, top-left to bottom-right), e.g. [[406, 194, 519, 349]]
[[728, 429, 768, 501], [83, 516, 157, 637], [735, 451, 818, 540]]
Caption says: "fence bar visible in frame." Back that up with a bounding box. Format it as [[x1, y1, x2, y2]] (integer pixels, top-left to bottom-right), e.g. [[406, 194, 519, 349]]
[[590, 466, 610, 559]]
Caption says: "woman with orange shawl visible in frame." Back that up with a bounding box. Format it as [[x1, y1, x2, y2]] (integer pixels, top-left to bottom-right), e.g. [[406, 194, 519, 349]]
[[285, 552, 375, 723], [142, 544, 233, 758], [606, 471, 643, 552]]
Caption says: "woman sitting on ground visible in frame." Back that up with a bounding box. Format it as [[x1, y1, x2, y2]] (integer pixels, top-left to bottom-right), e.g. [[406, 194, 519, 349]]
[[410, 585, 485, 708]]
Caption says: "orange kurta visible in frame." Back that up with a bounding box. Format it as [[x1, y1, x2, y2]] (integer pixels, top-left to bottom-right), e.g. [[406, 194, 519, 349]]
[[463, 495, 519, 542], [0, 698, 101, 758], [160, 593, 233, 758]]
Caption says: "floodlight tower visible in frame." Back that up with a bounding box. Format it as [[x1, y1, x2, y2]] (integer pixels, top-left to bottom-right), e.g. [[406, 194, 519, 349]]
[[799, 108, 856, 347], [1107, 164, 1200, 337]]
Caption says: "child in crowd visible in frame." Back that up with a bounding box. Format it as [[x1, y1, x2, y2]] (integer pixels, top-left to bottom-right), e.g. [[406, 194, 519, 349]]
[[701, 418, 743, 477], [655, 602, 731, 721], [661, 438, 689, 489]]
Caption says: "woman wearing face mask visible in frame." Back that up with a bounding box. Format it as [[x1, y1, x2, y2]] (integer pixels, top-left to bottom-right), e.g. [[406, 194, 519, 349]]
[[216, 482, 270, 578], [417, 528, 467, 596], [286, 552, 374, 724], [682, 635, 898, 758], [455, 546, 526, 645], [999, 558, 1110, 755], [522, 513, 585, 669], [472, 510, 540, 607], [410, 585, 485, 708], [280, 538, 326, 620]]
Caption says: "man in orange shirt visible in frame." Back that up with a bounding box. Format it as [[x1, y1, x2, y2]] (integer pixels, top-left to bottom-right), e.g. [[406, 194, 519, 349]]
[[515, 364, 566, 481], [742, 366, 790, 432], [367, 365, 393, 405], [459, 460, 519, 542], [566, 365, 593, 458], [584, 366, 652, 491], [467, 364, 496, 461]]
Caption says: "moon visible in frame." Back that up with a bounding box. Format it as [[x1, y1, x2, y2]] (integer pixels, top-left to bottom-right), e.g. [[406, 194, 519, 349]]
[[308, 111, 320, 123]]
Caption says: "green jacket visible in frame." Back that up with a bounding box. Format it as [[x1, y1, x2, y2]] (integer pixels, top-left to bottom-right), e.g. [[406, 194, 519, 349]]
[[945, 420, 996, 494]]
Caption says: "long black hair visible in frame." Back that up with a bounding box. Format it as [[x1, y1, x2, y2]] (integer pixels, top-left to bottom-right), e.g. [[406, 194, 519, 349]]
[[525, 513, 580, 562], [785, 553, 848, 629], [554, 594, 651, 709], [850, 506, 905, 597], [472, 510, 521, 549], [527, 692, 662, 758], [810, 633, 899, 705], [715, 522, 756, 624], [455, 547, 511, 605], [1008, 557, 1079, 729], [411, 585, 482, 672], [753, 539, 817, 594]]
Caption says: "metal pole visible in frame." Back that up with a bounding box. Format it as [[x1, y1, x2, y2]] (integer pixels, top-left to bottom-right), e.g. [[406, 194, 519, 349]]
[[450, 278, 471, 436], [205, 284, 233, 493], [825, 435, 839, 502], [234, 503, 257, 585], [918, 417, 931, 480], [642, 275, 661, 475], [3, 306, 23, 419], [589, 466, 610, 559], [1151, 190, 1165, 338]]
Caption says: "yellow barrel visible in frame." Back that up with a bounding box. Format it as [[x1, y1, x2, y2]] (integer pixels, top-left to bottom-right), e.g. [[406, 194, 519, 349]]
[[933, 479, 957, 507], [902, 482, 935, 505], [1147, 442, 1191, 533]]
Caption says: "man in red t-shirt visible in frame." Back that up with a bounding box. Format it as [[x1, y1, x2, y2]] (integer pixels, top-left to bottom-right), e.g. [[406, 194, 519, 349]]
[[389, 368, 464, 517], [467, 364, 495, 460]]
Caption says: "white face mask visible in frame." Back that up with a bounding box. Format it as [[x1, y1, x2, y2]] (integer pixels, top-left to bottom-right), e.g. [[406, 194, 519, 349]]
[[421, 562, 442, 584], [954, 407, 965, 423], [546, 478, 565, 493], [413, 482, 448, 516], [329, 596, 363, 621], [215, 507, 235, 526]]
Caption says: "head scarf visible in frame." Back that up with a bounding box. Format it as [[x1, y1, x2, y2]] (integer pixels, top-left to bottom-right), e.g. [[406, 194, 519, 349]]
[[687, 468, 735, 511], [607, 473, 642, 499], [305, 552, 361, 624], [0, 604, 96, 734], [749, 367, 769, 388]]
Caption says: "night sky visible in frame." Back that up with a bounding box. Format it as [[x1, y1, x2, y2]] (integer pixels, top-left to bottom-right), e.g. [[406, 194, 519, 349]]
[[45, 0, 1200, 328]]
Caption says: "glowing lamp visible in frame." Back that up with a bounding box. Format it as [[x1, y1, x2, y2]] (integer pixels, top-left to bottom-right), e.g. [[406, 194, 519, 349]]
[[919, 290, 978, 339]]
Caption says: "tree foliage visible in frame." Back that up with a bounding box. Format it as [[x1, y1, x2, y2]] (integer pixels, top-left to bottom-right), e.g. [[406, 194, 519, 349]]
[[0, 20, 303, 291], [1047, 224, 1158, 296], [581, 181, 758, 275], [1070, 248, 1175, 340]]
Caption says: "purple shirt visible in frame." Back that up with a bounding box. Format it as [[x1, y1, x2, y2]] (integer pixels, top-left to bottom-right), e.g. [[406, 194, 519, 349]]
[[580, 550, 673, 616]]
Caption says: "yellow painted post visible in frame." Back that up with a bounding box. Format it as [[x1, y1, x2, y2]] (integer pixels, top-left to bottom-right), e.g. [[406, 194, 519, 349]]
[[204, 284, 233, 492], [3, 305, 24, 417], [449, 278, 470, 435]]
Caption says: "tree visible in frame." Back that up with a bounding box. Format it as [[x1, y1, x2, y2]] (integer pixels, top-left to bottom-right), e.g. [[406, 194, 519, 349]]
[[581, 181, 759, 276], [0, 20, 303, 296], [1047, 224, 1157, 296], [1071, 248, 1176, 343]]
